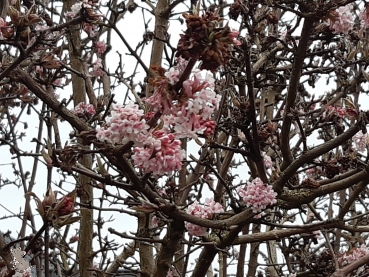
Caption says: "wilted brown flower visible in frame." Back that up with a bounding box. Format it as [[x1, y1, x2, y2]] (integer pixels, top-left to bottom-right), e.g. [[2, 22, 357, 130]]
[[176, 7, 241, 72]]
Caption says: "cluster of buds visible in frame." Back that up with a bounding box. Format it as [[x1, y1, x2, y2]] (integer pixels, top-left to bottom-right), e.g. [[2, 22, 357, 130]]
[[238, 177, 277, 214], [229, 0, 249, 21], [72, 102, 96, 117], [0, 18, 14, 40], [26, 188, 81, 228], [327, 4, 354, 34], [176, 6, 241, 72], [8, 6, 41, 27]]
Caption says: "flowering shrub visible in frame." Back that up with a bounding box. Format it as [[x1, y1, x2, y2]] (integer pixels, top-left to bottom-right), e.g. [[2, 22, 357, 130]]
[[4, 0, 369, 276], [238, 178, 277, 213]]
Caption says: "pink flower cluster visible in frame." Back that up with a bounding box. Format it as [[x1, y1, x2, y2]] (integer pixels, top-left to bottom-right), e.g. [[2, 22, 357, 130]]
[[132, 130, 185, 175], [327, 105, 345, 117], [238, 178, 277, 213], [96, 104, 148, 145], [72, 102, 96, 116], [96, 105, 185, 174], [353, 131, 368, 152], [328, 5, 354, 34], [90, 58, 104, 77], [262, 152, 273, 169], [323, 105, 359, 119], [146, 59, 221, 138], [185, 198, 224, 237], [95, 41, 107, 55], [340, 244, 368, 273]]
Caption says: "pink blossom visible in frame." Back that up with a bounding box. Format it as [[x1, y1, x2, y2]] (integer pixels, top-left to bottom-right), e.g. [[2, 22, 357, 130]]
[[353, 131, 368, 152], [164, 67, 180, 85], [83, 23, 97, 37], [336, 107, 346, 117], [65, 2, 83, 18], [69, 235, 79, 243], [151, 216, 158, 228], [166, 269, 173, 277], [96, 103, 148, 145], [328, 5, 354, 34], [72, 102, 96, 116], [58, 196, 74, 216], [95, 41, 107, 55], [0, 17, 13, 40], [312, 231, 322, 240], [324, 106, 345, 119], [184, 223, 208, 237], [339, 244, 368, 273], [262, 152, 273, 169], [145, 65, 221, 139], [90, 58, 104, 77], [227, 30, 241, 46], [238, 178, 277, 213], [132, 131, 185, 175], [305, 167, 316, 176], [185, 199, 224, 236], [53, 78, 62, 87]]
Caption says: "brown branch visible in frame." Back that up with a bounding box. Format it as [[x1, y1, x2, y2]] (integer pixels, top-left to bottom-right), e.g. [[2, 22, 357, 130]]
[[273, 122, 361, 194], [331, 253, 369, 277], [280, 18, 315, 169], [234, 219, 343, 244], [13, 69, 90, 132]]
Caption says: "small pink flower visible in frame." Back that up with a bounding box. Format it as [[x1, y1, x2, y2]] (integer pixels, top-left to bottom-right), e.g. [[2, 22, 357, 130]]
[[90, 58, 104, 77], [238, 178, 277, 213], [95, 41, 107, 55], [151, 216, 159, 228], [339, 244, 368, 273], [228, 30, 241, 46], [58, 196, 74, 216], [328, 5, 354, 34], [166, 269, 174, 277], [96, 103, 148, 144], [164, 67, 180, 85], [262, 152, 273, 169], [132, 131, 185, 175], [83, 23, 97, 37], [72, 102, 96, 116], [336, 107, 346, 117], [69, 235, 79, 243], [185, 199, 223, 236], [184, 222, 208, 237], [353, 131, 368, 152]]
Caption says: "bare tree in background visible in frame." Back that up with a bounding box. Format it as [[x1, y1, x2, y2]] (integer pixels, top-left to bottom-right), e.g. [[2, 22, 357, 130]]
[[1, 0, 369, 277]]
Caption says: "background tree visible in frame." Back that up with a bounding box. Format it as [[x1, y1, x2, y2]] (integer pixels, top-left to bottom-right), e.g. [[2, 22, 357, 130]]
[[1, 0, 369, 277]]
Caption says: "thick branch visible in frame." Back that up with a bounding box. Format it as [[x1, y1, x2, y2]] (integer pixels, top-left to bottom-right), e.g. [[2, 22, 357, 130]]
[[280, 18, 315, 168]]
